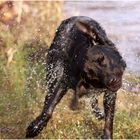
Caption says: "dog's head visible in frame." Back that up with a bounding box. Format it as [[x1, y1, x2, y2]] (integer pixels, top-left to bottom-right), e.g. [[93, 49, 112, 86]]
[[84, 45, 126, 92], [76, 18, 126, 92]]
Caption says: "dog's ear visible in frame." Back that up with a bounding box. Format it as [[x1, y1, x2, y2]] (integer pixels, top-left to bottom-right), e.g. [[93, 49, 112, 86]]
[[76, 21, 96, 40], [76, 20, 114, 46]]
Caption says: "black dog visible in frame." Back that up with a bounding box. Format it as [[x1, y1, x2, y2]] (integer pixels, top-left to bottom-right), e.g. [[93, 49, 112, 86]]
[[26, 16, 126, 139]]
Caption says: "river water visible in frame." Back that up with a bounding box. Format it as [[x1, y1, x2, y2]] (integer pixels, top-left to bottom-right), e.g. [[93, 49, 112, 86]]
[[63, 1, 140, 75]]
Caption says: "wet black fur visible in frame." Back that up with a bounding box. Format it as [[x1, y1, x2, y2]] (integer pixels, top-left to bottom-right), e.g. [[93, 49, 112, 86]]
[[26, 16, 126, 139]]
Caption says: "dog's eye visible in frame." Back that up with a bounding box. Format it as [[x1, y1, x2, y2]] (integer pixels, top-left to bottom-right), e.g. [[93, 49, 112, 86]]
[[96, 55, 105, 65], [96, 56, 108, 68], [88, 68, 95, 76], [88, 69, 95, 76]]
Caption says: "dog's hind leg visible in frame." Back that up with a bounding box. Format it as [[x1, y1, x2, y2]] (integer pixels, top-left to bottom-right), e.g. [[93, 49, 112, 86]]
[[26, 60, 68, 138], [70, 81, 88, 110]]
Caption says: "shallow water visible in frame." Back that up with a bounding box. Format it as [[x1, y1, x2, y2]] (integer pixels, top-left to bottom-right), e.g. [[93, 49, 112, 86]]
[[63, 1, 140, 75]]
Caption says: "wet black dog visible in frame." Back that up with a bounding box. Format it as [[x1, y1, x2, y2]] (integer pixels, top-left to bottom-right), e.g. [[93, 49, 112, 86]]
[[26, 16, 126, 139]]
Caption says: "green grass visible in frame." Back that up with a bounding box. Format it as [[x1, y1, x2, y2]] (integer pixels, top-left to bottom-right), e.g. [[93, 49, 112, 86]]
[[0, 2, 62, 138]]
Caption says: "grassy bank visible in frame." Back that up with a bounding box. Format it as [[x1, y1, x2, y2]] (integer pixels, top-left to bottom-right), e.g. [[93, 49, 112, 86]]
[[0, 1, 63, 138], [0, 2, 140, 139]]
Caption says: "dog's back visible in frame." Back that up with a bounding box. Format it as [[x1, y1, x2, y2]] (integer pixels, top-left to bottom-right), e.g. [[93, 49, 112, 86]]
[[47, 16, 112, 80]]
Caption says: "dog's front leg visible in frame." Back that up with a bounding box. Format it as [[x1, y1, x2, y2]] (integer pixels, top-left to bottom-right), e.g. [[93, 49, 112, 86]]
[[26, 60, 68, 138], [26, 84, 67, 138], [103, 91, 117, 139]]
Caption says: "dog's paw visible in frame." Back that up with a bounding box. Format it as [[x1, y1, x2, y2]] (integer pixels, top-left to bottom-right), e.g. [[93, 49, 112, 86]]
[[101, 134, 112, 139], [26, 117, 46, 138]]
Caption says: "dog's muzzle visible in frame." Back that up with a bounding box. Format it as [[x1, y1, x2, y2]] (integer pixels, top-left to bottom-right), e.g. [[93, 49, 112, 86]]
[[106, 77, 122, 92]]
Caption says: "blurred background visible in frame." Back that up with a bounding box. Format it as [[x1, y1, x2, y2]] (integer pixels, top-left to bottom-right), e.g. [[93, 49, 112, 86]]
[[0, 1, 140, 139]]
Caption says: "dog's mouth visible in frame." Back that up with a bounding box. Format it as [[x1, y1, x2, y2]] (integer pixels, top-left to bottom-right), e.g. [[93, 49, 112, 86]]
[[106, 78, 122, 92]]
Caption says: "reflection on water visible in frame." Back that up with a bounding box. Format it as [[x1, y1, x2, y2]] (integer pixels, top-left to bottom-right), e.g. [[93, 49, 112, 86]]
[[63, 1, 140, 75]]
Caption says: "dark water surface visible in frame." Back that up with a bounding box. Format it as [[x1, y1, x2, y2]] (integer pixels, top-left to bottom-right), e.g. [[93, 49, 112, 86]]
[[63, 1, 140, 75]]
